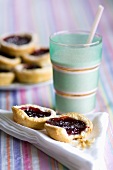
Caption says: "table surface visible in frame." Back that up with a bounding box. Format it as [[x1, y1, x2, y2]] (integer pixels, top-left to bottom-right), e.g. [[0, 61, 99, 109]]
[[0, 0, 113, 170]]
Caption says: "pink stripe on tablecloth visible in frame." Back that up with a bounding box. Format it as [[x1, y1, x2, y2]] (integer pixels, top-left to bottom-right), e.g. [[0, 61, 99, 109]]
[[20, 90, 26, 104], [13, 0, 19, 32], [37, 150, 53, 170], [32, 87, 43, 106], [6, 92, 10, 110], [25, 0, 35, 31], [22, 141, 32, 170]]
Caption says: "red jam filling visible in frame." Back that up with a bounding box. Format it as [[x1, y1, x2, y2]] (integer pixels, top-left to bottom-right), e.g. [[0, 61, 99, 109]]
[[0, 51, 16, 59], [23, 64, 41, 70], [46, 116, 87, 135], [4, 35, 31, 45], [31, 48, 49, 56], [20, 106, 51, 118]]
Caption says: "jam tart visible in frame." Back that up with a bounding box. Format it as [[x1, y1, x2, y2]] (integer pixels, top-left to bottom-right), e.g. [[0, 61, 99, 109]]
[[14, 63, 52, 84], [0, 51, 21, 70], [12, 104, 56, 130], [22, 47, 51, 66], [44, 112, 93, 143], [0, 33, 37, 56], [0, 69, 15, 86]]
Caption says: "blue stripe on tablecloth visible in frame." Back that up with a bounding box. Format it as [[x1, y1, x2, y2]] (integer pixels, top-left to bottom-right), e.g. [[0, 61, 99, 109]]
[[0, 132, 8, 169], [13, 138, 22, 170], [11, 90, 18, 106]]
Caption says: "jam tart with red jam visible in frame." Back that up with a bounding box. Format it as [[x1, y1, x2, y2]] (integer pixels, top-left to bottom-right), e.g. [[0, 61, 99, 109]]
[[0, 51, 21, 70], [0, 69, 15, 86], [14, 63, 52, 84], [0, 33, 37, 56], [12, 104, 56, 130], [22, 47, 51, 66], [44, 112, 93, 143]]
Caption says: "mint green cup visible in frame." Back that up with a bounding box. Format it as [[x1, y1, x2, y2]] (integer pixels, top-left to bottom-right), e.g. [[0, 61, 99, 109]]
[[55, 91, 96, 114], [49, 30, 102, 114], [50, 30, 102, 69], [53, 65, 100, 95]]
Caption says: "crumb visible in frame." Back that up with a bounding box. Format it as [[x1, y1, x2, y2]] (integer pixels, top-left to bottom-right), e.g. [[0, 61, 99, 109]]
[[77, 138, 95, 149]]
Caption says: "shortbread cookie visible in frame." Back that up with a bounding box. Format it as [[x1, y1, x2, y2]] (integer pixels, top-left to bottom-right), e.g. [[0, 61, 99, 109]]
[[14, 63, 52, 84], [22, 47, 51, 66], [0, 33, 37, 56], [0, 70, 15, 86], [45, 112, 93, 143], [0, 51, 21, 70], [12, 104, 56, 130]]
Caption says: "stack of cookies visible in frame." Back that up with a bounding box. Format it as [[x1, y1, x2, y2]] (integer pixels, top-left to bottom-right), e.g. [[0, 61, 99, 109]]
[[0, 32, 52, 86]]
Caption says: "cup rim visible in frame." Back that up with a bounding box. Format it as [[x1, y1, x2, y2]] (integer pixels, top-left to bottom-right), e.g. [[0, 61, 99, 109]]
[[49, 30, 102, 47]]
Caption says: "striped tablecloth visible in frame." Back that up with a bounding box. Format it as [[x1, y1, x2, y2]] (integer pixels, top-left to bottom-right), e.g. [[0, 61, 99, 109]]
[[0, 0, 113, 169]]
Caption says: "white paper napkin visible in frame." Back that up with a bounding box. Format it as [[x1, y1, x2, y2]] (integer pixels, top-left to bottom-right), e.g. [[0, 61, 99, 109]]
[[0, 110, 108, 170]]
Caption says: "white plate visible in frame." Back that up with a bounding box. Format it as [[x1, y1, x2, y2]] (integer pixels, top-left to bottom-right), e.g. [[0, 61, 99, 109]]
[[0, 80, 53, 90], [0, 110, 108, 170]]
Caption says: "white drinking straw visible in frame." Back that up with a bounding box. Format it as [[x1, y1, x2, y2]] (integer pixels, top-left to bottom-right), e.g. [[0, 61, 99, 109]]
[[87, 5, 104, 44]]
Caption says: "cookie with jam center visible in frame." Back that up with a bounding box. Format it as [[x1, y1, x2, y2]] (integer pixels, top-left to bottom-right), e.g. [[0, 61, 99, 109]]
[[0, 33, 37, 56], [44, 112, 93, 143], [0, 69, 15, 86], [0, 51, 21, 70], [22, 47, 51, 66], [14, 63, 52, 84], [12, 104, 56, 129]]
